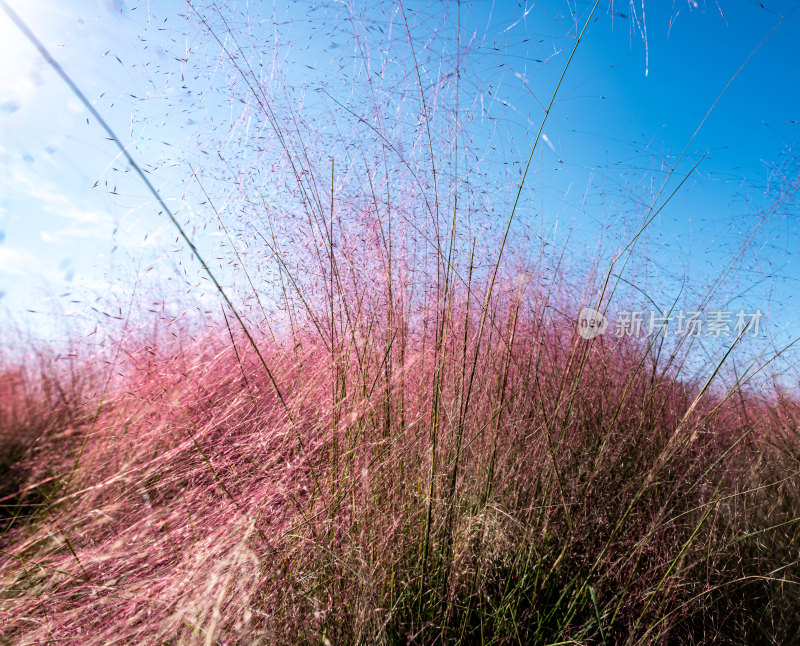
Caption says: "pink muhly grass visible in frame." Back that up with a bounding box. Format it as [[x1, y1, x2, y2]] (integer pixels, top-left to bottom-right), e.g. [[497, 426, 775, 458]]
[[0, 2, 798, 644], [0, 305, 799, 644]]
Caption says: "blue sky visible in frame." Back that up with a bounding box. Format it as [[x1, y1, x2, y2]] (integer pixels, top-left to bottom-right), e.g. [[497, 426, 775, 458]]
[[476, 1, 800, 314], [0, 1, 798, 379]]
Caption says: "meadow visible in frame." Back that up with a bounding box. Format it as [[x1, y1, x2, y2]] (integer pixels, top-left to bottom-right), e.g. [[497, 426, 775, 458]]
[[1, 2, 799, 644]]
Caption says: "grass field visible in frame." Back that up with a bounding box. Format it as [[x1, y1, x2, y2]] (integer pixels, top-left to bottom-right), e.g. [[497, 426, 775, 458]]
[[1, 1, 799, 644], [2, 310, 800, 644]]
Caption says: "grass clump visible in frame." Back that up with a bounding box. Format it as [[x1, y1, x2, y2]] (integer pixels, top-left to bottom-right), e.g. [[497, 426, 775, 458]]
[[0, 318, 798, 644], [1, 1, 799, 644]]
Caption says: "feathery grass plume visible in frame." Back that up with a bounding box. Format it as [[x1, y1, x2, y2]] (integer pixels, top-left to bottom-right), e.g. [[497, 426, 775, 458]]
[[1, 1, 799, 644]]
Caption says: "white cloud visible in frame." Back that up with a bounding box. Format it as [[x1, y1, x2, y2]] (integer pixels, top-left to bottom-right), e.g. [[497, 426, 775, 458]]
[[8, 167, 113, 243], [66, 97, 84, 114], [0, 246, 39, 276]]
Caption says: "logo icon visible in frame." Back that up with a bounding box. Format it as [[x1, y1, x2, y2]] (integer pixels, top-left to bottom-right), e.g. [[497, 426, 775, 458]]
[[577, 307, 608, 340]]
